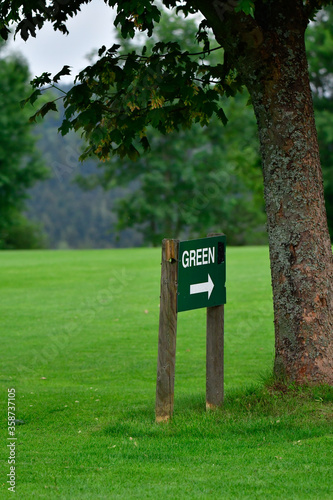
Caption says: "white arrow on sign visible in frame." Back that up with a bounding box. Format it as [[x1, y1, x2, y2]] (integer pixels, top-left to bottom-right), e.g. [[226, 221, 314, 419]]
[[190, 274, 214, 299]]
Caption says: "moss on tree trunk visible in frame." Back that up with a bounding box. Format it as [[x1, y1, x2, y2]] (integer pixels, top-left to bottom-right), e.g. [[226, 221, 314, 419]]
[[250, 31, 333, 383], [198, 0, 333, 383]]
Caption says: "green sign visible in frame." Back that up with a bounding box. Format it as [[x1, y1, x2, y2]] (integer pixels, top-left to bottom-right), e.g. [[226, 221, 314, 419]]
[[177, 235, 226, 312]]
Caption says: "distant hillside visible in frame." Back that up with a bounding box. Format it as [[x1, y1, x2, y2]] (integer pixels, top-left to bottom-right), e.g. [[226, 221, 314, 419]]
[[26, 92, 143, 249]]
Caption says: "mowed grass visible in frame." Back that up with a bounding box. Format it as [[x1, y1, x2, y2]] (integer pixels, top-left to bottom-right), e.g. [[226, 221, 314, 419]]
[[1, 247, 332, 499]]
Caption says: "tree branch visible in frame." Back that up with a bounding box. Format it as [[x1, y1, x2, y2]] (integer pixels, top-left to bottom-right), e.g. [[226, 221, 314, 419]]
[[117, 45, 223, 61], [304, 0, 333, 19]]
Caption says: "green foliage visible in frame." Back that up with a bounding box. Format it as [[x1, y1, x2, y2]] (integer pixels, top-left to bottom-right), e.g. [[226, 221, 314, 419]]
[[0, 0, 94, 40], [75, 13, 265, 245], [78, 97, 266, 246], [24, 96, 136, 249], [235, 0, 255, 17], [6, 1, 245, 161], [2, 0, 333, 164], [1, 213, 47, 249], [305, 0, 333, 20], [2, 1, 333, 247], [0, 46, 49, 249], [55, 40, 240, 162]]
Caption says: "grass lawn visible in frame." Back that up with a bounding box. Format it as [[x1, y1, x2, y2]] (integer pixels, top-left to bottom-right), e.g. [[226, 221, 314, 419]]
[[1, 246, 332, 499]]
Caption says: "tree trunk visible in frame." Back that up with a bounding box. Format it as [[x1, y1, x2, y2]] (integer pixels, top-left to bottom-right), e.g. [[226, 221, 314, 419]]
[[199, 0, 333, 383], [246, 31, 333, 384]]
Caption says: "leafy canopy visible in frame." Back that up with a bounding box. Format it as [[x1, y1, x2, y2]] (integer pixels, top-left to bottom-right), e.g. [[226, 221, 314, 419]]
[[0, 0, 247, 161], [75, 12, 265, 245], [0, 0, 331, 161]]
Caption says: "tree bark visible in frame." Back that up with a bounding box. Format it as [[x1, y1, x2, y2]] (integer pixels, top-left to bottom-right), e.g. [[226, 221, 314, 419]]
[[198, 0, 333, 383]]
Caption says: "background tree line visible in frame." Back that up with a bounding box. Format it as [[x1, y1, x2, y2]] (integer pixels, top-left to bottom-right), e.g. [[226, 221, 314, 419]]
[[2, 9, 333, 249], [0, 40, 48, 249]]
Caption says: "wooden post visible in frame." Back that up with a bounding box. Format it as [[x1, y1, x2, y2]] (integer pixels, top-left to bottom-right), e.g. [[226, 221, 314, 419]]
[[206, 304, 224, 409], [155, 239, 179, 423], [206, 232, 224, 410]]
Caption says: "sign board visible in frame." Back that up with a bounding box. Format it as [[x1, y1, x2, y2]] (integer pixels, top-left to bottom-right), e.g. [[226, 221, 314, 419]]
[[177, 235, 226, 312]]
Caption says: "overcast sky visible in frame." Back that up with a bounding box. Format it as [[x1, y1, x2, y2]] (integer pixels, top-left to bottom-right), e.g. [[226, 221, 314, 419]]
[[6, 0, 117, 82]]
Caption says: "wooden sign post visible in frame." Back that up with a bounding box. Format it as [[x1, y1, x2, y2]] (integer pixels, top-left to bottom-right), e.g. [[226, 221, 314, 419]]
[[155, 234, 225, 422], [155, 239, 179, 423], [206, 304, 224, 409], [206, 232, 225, 410]]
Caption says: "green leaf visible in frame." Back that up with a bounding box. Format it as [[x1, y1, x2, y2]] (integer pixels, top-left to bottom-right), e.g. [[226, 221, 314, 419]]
[[140, 136, 150, 152], [109, 129, 123, 144], [0, 24, 10, 40], [58, 119, 72, 136], [40, 101, 57, 118], [127, 144, 140, 161], [29, 101, 58, 123], [53, 65, 71, 83], [30, 72, 52, 88], [98, 45, 106, 56], [217, 108, 228, 126], [20, 89, 41, 108], [235, 0, 255, 17]]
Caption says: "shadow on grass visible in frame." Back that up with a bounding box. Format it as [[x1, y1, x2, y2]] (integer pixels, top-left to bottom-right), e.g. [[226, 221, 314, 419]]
[[102, 383, 333, 441]]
